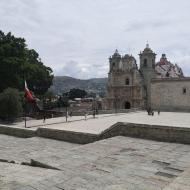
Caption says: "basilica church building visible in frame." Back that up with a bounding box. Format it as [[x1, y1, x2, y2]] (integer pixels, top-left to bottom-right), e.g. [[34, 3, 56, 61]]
[[104, 44, 190, 111]]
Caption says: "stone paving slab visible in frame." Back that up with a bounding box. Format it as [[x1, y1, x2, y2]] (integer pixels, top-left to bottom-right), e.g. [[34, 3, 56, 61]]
[[1, 135, 190, 189], [0, 135, 79, 163]]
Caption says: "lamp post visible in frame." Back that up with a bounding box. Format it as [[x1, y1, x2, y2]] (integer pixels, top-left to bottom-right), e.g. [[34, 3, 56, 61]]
[[66, 105, 68, 122], [92, 97, 96, 118], [114, 95, 118, 114], [63, 94, 69, 122]]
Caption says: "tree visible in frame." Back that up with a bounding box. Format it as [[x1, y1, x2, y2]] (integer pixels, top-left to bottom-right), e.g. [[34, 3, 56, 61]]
[[0, 31, 53, 95], [0, 88, 23, 121], [43, 91, 55, 101], [66, 88, 87, 100], [57, 94, 69, 108]]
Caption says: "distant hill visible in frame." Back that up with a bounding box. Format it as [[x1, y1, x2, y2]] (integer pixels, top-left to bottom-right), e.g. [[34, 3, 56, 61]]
[[50, 76, 108, 96]]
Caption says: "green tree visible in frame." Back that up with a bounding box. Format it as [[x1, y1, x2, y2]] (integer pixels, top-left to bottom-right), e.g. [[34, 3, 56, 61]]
[[57, 94, 69, 108], [67, 88, 87, 100], [44, 91, 55, 101], [0, 88, 23, 121], [0, 31, 53, 95]]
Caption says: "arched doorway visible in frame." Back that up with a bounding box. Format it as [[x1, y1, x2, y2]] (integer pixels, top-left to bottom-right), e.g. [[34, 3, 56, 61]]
[[124, 101, 131, 109]]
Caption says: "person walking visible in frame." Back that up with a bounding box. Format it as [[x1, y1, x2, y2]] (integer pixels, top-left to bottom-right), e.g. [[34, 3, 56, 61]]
[[84, 111, 87, 120], [43, 113, 46, 123]]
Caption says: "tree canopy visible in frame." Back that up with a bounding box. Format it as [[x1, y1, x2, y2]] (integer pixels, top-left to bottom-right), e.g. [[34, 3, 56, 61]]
[[63, 88, 87, 100], [0, 88, 23, 121], [0, 31, 53, 95]]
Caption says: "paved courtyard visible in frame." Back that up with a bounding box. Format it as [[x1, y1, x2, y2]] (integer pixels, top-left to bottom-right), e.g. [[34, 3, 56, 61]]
[[3, 111, 190, 134], [1, 111, 190, 189], [0, 135, 190, 189]]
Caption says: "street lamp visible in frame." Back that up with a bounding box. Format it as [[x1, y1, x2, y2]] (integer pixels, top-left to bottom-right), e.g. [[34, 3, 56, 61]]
[[114, 95, 118, 114], [63, 94, 69, 122], [92, 97, 96, 118]]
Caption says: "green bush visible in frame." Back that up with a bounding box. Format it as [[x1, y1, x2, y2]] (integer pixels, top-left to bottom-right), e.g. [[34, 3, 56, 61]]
[[0, 88, 23, 122]]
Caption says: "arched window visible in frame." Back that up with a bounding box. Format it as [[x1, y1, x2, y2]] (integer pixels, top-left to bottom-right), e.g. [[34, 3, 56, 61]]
[[143, 59, 147, 67], [126, 78, 129, 85], [112, 62, 115, 67]]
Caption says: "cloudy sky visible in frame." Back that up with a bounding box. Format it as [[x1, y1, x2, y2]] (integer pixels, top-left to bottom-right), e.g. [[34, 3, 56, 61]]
[[1, 0, 190, 78]]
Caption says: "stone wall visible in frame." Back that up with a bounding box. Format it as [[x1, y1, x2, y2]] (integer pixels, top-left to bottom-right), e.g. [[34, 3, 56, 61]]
[[151, 78, 190, 111], [37, 122, 190, 145], [1, 122, 190, 145], [100, 123, 190, 145], [0, 125, 36, 138]]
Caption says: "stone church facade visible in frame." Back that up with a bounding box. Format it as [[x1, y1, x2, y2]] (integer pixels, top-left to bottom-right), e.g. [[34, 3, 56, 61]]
[[104, 44, 190, 111]]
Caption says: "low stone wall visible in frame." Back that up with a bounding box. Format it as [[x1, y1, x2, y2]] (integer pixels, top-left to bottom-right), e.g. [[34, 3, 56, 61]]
[[0, 125, 36, 138], [36, 128, 98, 144], [1, 122, 190, 145], [36, 122, 190, 145], [100, 123, 190, 145], [98, 108, 141, 115]]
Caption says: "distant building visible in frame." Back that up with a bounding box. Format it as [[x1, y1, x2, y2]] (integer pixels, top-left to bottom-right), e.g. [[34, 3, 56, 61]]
[[104, 44, 190, 111]]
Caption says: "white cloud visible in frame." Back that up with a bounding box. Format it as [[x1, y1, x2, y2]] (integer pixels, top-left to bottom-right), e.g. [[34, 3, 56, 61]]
[[0, 0, 190, 78]]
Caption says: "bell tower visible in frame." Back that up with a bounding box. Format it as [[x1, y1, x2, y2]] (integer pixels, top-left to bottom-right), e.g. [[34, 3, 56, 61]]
[[109, 49, 121, 73], [139, 43, 156, 109]]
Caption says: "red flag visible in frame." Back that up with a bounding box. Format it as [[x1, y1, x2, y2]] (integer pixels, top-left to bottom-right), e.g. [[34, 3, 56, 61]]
[[24, 81, 36, 103]]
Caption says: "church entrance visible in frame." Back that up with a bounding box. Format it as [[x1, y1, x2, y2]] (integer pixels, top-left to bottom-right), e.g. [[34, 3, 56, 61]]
[[124, 101, 131, 109]]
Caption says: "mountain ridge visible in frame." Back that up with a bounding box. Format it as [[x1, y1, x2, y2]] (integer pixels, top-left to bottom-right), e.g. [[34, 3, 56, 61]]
[[50, 76, 107, 96]]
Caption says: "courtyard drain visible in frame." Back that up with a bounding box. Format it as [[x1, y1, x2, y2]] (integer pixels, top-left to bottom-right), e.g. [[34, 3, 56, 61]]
[[164, 167, 184, 173], [152, 160, 170, 167], [155, 171, 178, 178], [129, 153, 145, 157], [120, 148, 136, 152]]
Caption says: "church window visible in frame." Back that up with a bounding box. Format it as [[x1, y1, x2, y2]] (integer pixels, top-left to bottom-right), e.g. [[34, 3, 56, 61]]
[[143, 59, 147, 67], [112, 62, 115, 67], [183, 87, 186, 94], [126, 78, 130, 85]]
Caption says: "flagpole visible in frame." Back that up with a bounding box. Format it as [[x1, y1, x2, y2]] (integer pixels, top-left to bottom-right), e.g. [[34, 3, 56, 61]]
[[24, 79, 26, 128], [24, 109, 27, 128], [23, 60, 27, 128]]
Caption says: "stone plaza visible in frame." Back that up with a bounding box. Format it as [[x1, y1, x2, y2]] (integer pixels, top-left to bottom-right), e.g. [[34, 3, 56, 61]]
[[0, 111, 190, 189]]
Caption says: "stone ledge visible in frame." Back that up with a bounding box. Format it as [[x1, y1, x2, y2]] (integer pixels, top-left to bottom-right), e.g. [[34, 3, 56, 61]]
[[36, 127, 98, 144], [100, 122, 190, 144], [0, 125, 36, 138], [1, 122, 190, 145]]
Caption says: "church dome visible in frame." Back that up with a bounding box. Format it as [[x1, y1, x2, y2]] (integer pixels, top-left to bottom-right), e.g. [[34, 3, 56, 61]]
[[155, 54, 184, 78], [123, 54, 130, 59], [156, 54, 170, 65]]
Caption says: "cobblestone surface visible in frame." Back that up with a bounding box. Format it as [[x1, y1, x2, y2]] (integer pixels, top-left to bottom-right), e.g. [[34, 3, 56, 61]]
[[0, 135, 190, 189]]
